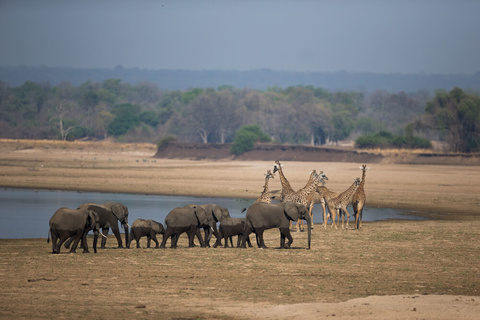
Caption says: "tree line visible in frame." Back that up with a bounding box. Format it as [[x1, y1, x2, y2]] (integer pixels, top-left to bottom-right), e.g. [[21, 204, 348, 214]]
[[0, 79, 478, 152]]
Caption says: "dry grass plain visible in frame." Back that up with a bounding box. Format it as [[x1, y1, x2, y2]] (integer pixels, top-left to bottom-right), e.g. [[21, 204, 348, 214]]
[[1, 139, 480, 319]]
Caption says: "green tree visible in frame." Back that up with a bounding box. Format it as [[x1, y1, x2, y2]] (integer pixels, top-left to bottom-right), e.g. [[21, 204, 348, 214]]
[[230, 125, 271, 155], [107, 103, 140, 136], [423, 87, 480, 152]]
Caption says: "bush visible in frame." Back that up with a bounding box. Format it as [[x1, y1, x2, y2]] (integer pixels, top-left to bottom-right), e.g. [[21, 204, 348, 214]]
[[230, 125, 271, 155], [156, 135, 177, 151], [355, 131, 432, 150]]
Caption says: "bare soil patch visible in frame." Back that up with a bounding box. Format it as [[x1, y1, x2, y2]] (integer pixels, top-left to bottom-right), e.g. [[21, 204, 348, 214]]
[[0, 139, 480, 319]]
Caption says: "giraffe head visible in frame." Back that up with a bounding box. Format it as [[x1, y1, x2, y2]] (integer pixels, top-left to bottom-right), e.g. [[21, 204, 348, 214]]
[[353, 177, 362, 186], [317, 171, 328, 184], [273, 160, 282, 174], [265, 170, 275, 179], [360, 165, 369, 172]]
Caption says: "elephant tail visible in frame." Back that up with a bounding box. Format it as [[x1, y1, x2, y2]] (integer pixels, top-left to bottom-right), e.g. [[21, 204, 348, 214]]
[[47, 228, 50, 243], [241, 208, 247, 213]]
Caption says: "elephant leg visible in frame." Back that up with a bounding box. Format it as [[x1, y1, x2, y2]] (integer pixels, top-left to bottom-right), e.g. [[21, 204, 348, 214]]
[[160, 228, 173, 248], [51, 231, 60, 254], [213, 229, 222, 248], [256, 228, 267, 249], [280, 232, 286, 248], [194, 228, 205, 247], [171, 233, 180, 248], [246, 235, 253, 247], [81, 232, 90, 253], [147, 236, 151, 248], [280, 228, 293, 249], [110, 225, 124, 248], [68, 234, 82, 253], [101, 227, 109, 248], [151, 234, 159, 248]]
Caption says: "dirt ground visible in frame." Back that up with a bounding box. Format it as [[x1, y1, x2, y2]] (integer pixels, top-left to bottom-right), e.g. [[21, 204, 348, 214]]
[[1, 139, 480, 319]]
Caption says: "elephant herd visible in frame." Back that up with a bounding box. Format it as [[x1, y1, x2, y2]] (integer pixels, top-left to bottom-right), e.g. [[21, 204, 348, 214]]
[[47, 200, 312, 254]]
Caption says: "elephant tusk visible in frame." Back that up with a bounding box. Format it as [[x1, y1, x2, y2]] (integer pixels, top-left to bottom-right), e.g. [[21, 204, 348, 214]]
[[126, 223, 131, 229], [100, 233, 108, 239]]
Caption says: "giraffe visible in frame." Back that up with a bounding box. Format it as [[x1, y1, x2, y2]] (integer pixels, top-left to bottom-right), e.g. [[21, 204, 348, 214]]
[[316, 185, 338, 229], [283, 169, 328, 231], [253, 170, 275, 204], [352, 165, 368, 230], [326, 177, 362, 230], [273, 160, 295, 200]]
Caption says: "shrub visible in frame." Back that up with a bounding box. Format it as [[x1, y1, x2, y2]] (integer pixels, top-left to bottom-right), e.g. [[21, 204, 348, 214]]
[[230, 125, 271, 155], [355, 131, 432, 150], [156, 135, 177, 151]]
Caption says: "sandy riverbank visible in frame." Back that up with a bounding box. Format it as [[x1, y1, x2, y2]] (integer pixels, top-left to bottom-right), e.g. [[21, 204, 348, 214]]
[[0, 139, 479, 319]]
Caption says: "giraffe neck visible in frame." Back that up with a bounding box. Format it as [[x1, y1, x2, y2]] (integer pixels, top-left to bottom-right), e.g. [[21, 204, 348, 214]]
[[358, 169, 367, 190], [340, 181, 360, 203], [298, 173, 319, 196], [277, 165, 294, 193], [262, 175, 271, 195]]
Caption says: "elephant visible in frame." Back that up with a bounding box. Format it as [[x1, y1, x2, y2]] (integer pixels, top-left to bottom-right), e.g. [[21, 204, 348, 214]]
[[241, 202, 311, 249], [48, 207, 102, 254], [160, 205, 210, 248], [127, 219, 165, 249], [185, 203, 230, 247], [213, 217, 252, 248], [66, 202, 130, 249]]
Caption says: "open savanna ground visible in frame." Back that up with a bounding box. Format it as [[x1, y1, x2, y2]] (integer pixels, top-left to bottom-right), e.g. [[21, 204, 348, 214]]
[[1, 220, 479, 319], [0, 139, 480, 319]]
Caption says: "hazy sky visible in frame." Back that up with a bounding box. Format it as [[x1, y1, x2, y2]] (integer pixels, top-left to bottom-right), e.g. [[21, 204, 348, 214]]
[[1, 0, 479, 74]]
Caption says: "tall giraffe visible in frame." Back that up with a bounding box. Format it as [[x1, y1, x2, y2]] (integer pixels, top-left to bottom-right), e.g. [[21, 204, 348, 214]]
[[352, 165, 368, 230], [316, 185, 338, 228], [273, 160, 295, 200], [253, 170, 275, 204], [283, 169, 328, 231], [326, 177, 362, 230]]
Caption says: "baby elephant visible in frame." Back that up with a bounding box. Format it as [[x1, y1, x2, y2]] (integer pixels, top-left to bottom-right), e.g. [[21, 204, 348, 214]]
[[127, 219, 165, 248], [214, 218, 252, 248]]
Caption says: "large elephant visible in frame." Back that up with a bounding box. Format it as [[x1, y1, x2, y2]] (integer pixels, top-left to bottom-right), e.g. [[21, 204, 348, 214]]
[[160, 205, 210, 248], [70, 202, 130, 249], [241, 202, 311, 249], [213, 217, 252, 248], [48, 207, 101, 254], [185, 203, 230, 247], [127, 219, 165, 249]]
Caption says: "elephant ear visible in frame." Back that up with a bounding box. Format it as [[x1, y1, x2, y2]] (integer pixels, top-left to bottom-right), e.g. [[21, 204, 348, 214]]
[[110, 203, 129, 223], [283, 203, 300, 221], [193, 206, 210, 225], [87, 210, 98, 229], [152, 221, 164, 234], [212, 206, 230, 222]]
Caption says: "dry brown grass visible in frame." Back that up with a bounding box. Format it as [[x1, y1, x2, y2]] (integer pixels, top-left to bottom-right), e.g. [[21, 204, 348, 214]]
[[1, 219, 479, 319], [1, 139, 480, 319]]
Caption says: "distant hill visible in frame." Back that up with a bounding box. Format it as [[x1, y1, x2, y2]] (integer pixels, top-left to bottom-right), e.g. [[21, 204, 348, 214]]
[[1, 65, 480, 93]]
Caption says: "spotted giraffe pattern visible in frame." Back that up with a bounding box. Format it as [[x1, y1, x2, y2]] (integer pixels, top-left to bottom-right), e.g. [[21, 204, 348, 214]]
[[326, 178, 362, 230], [283, 170, 328, 230], [352, 165, 368, 229], [273, 160, 295, 200], [316, 186, 339, 228], [253, 170, 275, 204]]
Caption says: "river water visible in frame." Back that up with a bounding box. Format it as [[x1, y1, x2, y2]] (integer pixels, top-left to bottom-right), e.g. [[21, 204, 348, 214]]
[[0, 188, 425, 239]]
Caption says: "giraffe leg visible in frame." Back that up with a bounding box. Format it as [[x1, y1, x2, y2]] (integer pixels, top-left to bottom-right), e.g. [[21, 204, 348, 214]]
[[321, 201, 327, 229], [343, 208, 351, 229]]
